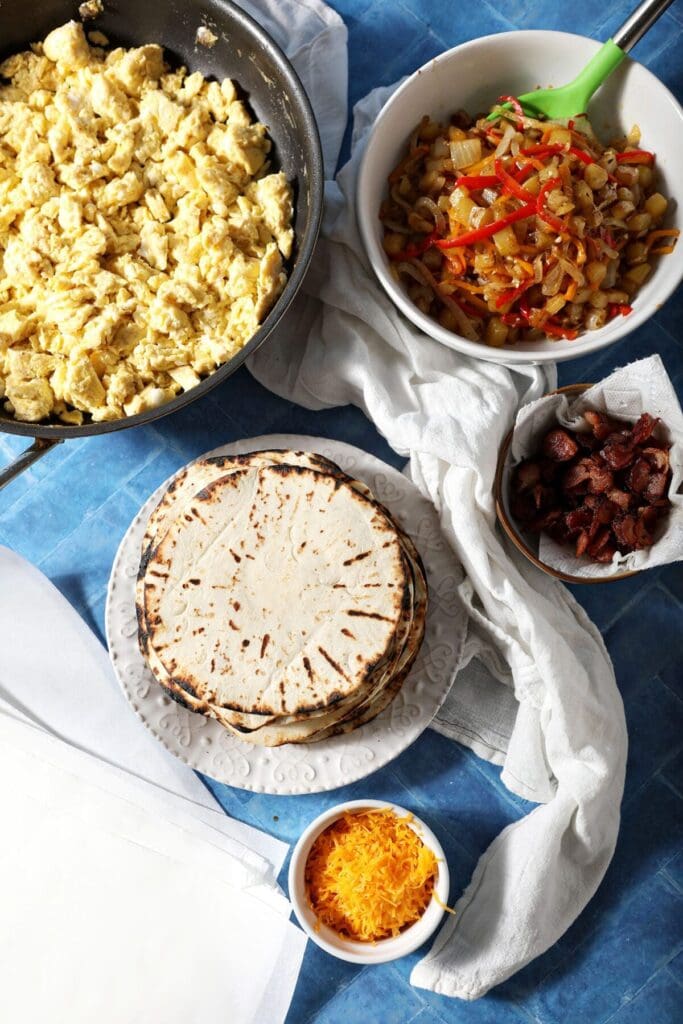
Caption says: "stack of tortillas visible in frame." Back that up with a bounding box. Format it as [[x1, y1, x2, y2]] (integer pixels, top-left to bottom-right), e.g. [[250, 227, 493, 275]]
[[135, 450, 427, 747]]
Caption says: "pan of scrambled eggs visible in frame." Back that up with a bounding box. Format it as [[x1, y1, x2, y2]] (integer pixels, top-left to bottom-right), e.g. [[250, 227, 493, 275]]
[[0, 0, 323, 485]]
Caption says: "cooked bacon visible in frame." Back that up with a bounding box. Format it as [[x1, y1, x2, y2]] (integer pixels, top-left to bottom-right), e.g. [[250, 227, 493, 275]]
[[584, 410, 616, 441], [626, 457, 651, 493], [514, 460, 541, 492], [631, 413, 658, 446], [509, 405, 672, 564], [645, 472, 668, 503], [543, 428, 580, 462], [600, 441, 635, 471]]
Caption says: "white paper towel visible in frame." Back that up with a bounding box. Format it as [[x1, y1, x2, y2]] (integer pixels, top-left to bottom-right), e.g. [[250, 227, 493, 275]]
[[0, 711, 306, 1024]]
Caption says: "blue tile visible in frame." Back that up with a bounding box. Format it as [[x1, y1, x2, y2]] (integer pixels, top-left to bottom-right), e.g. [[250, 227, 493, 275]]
[[604, 584, 681, 701], [389, 730, 523, 859], [661, 747, 683, 795], [39, 488, 141, 607], [316, 963, 425, 1024], [285, 941, 364, 1024], [475, 0, 609, 38], [662, 851, 683, 893], [397, 0, 515, 46], [528, 873, 682, 1024], [606, 966, 683, 1023], [668, 949, 683, 986], [621, 675, 683, 805]]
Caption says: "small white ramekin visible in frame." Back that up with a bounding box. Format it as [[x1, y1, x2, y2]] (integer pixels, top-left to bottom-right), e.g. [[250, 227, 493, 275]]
[[288, 799, 450, 964]]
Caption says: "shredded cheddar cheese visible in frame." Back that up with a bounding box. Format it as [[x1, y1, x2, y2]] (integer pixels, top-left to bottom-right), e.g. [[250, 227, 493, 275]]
[[304, 808, 441, 942]]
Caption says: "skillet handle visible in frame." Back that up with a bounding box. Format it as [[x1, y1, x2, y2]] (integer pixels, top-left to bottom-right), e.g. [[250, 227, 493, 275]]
[[0, 437, 63, 493]]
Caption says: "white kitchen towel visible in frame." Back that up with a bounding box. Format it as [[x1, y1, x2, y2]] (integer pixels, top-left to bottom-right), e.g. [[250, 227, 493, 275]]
[[0, 711, 306, 1024], [246, 0, 628, 998], [0, 546, 288, 873]]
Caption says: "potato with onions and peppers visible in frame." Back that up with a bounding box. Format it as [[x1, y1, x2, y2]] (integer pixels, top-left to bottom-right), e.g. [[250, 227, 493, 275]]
[[510, 411, 673, 564], [380, 97, 679, 347]]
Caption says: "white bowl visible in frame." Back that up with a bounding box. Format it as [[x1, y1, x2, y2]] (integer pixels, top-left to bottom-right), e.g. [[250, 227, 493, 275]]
[[288, 799, 449, 964], [357, 30, 683, 365]]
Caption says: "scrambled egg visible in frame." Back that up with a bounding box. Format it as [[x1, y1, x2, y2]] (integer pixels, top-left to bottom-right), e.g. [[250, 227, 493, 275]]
[[0, 21, 293, 423]]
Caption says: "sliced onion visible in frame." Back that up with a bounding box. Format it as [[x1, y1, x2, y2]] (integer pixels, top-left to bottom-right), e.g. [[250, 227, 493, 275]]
[[558, 257, 585, 287], [449, 137, 482, 169], [432, 138, 449, 160], [381, 219, 413, 234], [414, 196, 446, 235], [390, 184, 414, 213], [541, 260, 565, 296], [494, 123, 516, 158], [533, 255, 544, 283], [403, 258, 479, 340]]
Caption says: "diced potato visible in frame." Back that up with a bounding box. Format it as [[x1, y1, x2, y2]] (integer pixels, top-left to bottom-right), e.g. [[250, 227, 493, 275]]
[[485, 317, 508, 347], [644, 192, 667, 220], [493, 225, 519, 257]]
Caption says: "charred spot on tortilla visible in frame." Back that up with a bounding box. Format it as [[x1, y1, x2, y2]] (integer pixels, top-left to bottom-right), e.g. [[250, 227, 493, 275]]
[[228, 620, 239, 631], [342, 550, 372, 566], [317, 646, 350, 680], [260, 634, 271, 658], [346, 609, 394, 622]]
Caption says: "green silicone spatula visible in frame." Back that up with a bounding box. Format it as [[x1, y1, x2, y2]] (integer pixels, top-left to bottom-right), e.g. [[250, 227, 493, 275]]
[[487, 0, 675, 121]]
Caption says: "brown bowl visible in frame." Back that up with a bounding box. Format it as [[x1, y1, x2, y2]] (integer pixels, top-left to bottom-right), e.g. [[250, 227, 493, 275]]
[[494, 383, 639, 585]]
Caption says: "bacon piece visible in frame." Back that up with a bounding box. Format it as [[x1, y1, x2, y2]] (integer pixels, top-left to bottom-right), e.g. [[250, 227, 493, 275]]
[[543, 428, 580, 462], [630, 413, 658, 445], [563, 460, 591, 493], [575, 530, 590, 557], [565, 507, 593, 533], [584, 410, 616, 441], [594, 542, 617, 564], [633, 506, 658, 549], [613, 514, 638, 549], [645, 472, 668, 504], [587, 527, 612, 557], [600, 441, 635, 471], [530, 507, 563, 531], [626, 457, 651, 494], [514, 460, 541, 492], [642, 446, 670, 473], [585, 458, 614, 494], [607, 488, 632, 511]]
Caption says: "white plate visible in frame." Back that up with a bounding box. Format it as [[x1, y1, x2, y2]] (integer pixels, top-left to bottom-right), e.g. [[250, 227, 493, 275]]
[[105, 435, 467, 794]]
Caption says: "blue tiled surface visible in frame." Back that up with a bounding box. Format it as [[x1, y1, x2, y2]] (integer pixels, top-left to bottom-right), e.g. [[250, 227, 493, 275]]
[[1, 1, 682, 1022]]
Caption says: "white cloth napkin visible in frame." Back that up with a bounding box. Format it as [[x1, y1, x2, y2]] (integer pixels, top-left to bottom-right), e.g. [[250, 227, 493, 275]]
[[0, 710, 306, 1024], [509, 354, 683, 578], [246, 0, 628, 998], [0, 545, 287, 872]]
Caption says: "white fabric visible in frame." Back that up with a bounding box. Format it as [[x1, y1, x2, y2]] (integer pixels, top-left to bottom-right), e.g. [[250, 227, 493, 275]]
[[247, 0, 628, 998], [0, 546, 288, 872], [0, 711, 306, 1024]]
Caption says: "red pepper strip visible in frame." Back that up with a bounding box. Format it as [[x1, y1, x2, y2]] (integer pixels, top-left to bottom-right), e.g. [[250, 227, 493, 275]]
[[607, 303, 633, 319], [568, 146, 596, 165], [453, 296, 484, 319], [501, 312, 528, 327], [495, 279, 533, 309], [568, 119, 575, 130], [435, 202, 536, 249], [543, 321, 579, 340], [497, 94, 525, 120], [616, 150, 655, 165], [518, 293, 531, 321], [513, 163, 536, 184], [536, 178, 567, 235], [455, 175, 499, 190], [389, 231, 438, 262], [494, 158, 535, 202]]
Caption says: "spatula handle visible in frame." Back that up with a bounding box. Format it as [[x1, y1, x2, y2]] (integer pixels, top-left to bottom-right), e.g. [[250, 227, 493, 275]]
[[612, 0, 675, 52]]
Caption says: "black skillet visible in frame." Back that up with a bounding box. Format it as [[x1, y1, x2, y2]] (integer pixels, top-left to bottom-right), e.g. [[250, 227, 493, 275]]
[[0, 0, 323, 489]]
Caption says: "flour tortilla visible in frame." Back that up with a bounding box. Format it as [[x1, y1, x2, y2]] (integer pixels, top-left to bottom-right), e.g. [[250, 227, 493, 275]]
[[144, 464, 412, 718], [153, 534, 426, 745]]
